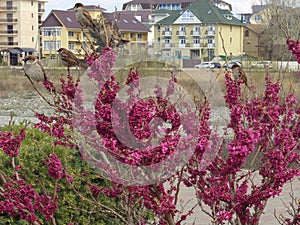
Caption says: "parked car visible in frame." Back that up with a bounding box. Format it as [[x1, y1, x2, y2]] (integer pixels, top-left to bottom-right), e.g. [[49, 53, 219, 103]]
[[223, 61, 242, 69], [194, 62, 214, 69], [250, 61, 273, 68], [211, 62, 221, 68]]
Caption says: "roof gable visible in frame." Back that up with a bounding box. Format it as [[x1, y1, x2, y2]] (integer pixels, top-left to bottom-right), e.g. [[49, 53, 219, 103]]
[[41, 13, 63, 27], [157, 0, 243, 26], [174, 9, 201, 24], [53, 10, 82, 29]]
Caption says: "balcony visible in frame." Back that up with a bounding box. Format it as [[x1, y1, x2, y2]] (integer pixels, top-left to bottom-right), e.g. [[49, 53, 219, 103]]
[[0, 41, 18, 46], [178, 43, 186, 48], [38, 8, 45, 13], [207, 30, 215, 36], [207, 43, 215, 48], [162, 43, 171, 49], [162, 31, 172, 36], [190, 31, 200, 36], [176, 31, 186, 36], [0, 6, 17, 11], [0, 30, 18, 35], [193, 43, 200, 48], [0, 18, 18, 23]]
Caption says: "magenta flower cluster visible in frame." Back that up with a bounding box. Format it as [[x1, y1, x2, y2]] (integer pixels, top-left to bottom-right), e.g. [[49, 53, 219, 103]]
[[45, 153, 63, 180], [286, 38, 300, 64], [0, 128, 25, 157], [0, 177, 58, 224], [183, 72, 300, 224]]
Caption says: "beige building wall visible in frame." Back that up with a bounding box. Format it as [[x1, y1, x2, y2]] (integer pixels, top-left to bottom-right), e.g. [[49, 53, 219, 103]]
[[215, 24, 244, 57], [0, 0, 47, 49]]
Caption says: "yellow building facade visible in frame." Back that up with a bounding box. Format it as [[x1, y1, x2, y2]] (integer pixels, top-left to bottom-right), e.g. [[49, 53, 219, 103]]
[[152, 0, 244, 61], [41, 6, 150, 59]]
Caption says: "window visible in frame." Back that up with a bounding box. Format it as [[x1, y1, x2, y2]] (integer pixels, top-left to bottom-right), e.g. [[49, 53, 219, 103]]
[[56, 29, 61, 36], [43, 28, 61, 36], [68, 43, 75, 50], [137, 33, 142, 40], [179, 38, 186, 44], [175, 50, 181, 58], [245, 30, 249, 37], [157, 25, 160, 32], [194, 25, 200, 32], [165, 26, 171, 32], [208, 25, 215, 31], [208, 38, 214, 44], [6, 1, 13, 10], [229, 37, 232, 45], [179, 25, 185, 32], [171, 4, 180, 10], [130, 33, 134, 38], [8, 37, 13, 45], [32, 37, 34, 42], [193, 37, 200, 44], [7, 25, 13, 33], [32, 13, 34, 18], [68, 31, 74, 37], [158, 37, 161, 45], [230, 25, 232, 32], [190, 50, 200, 59], [43, 40, 61, 50], [254, 15, 260, 21], [165, 37, 171, 44], [31, 0, 33, 6], [182, 9, 194, 21], [7, 13, 13, 22], [32, 25, 34, 30]]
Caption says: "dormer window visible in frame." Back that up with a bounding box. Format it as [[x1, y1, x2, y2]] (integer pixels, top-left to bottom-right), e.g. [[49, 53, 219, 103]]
[[182, 9, 194, 21], [224, 14, 232, 20]]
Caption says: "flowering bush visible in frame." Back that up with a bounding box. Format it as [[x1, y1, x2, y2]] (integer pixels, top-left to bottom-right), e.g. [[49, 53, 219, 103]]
[[0, 38, 299, 224]]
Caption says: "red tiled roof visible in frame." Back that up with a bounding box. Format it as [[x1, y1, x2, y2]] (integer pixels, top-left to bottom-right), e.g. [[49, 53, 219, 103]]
[[104, 12, 151, 32], [116, 10, 152, 23], [41, 9, 151, 33], [41, 12, 63, 27], [42, 10, 82, 29]]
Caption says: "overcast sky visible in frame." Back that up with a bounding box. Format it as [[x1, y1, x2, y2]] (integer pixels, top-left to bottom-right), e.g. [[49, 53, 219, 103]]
[[45, 0, 262, 16]]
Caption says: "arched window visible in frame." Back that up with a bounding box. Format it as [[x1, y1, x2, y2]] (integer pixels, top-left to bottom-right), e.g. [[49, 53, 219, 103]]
[[245, 30, 249, 37]]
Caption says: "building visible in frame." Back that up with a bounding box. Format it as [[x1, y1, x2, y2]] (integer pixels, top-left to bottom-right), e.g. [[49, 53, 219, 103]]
[[40, 6, 151, 60], [0, 0, 48, 65], [105, 12, 151, 57], [239, 4, 300, 60], [122, 0, 232, 11], [243, 24, 264, 58], [40, 9, 86, 59], [152, 0, 244, 62]]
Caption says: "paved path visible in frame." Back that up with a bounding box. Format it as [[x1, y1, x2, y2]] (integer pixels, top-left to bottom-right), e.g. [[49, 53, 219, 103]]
[[176, 175, 300, 225]]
